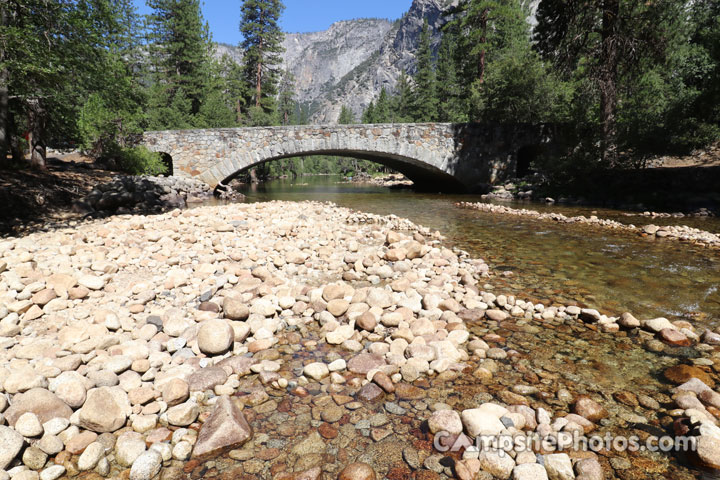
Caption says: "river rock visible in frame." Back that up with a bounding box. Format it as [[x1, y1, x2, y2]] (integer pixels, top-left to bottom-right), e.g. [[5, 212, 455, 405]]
[[166, 400, 199, 426], [162, 378, 189, 406], [77, 442, 105, 471], [78, 386, 130, 432], [659, 328, 691, 346], [338, 462, 376, 480], [193, 396, 252, 458], [427, 409, 462, 435], [5, 388, 72, 426], [0, 425, 24, 469], [572, 396, 608, 422], [304, 362, 330, 381], [15, 412, 43, 437], [197, 319, 234, 355], [478, 450, 515, 479], [116, 432, 147, 467], [512, 463, 548, 480], [130, 449, 163, 480], [187, 366, 228, 391], [78, 275, 105, 290], [664, 364, 714, 386], [461, 408, 505, 436], [347, 353, 385, 374], [224, 297, 250, 320], [543, 453, 573, 480]]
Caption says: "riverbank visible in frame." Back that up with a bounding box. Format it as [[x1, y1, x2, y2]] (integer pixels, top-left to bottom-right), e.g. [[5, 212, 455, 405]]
[[0, 201, 718, 480], [457, 201, 720, 250], [0, 159, 213, 236]]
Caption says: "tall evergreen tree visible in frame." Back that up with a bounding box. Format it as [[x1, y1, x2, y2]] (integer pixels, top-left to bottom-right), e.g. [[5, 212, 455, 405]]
[[146, 0, 214, 129], [534, 0, 685, 165], [362, 101, 376, 124], [435, 28, 466, 122], [374, 88, 391, 123], [411, 20, 438, 122], [239, 0, 285, 121], [393, 71, 413, 122], [277, 71, 296, 125]]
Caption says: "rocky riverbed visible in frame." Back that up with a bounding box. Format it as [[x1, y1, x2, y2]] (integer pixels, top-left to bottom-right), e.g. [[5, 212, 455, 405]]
[[0, 202, 719, 480], [458, 201, 720, 250]]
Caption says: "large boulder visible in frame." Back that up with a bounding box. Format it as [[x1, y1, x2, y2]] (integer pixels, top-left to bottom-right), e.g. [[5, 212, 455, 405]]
[[5, 388, 72, 426], [192, 396, 252, 458]]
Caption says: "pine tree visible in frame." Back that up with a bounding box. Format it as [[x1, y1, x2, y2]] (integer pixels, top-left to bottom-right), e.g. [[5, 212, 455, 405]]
[[435, 28, 466, 122], [277, 71, 296, 125], [240, 0, 285, 119], [338, 105, 355, 125], [411, 20, 438, 122], [146, 0, 214, 129], [374, 88, 391, 123], [534, 0, 686, 164], [393, 71, 413, 123], [362, 101, 376, 123]]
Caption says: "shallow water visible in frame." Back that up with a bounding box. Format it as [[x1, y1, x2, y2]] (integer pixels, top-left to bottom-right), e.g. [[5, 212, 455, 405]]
[[222, 176, 720, 327]]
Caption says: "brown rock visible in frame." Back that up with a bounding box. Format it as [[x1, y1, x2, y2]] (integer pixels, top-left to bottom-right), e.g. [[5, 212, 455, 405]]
[[162, 378, 189, 406], [65, 431, 98, 455], [394, 383, 425, 400], [318, 423, 338, 439], [372, 371, 395, 394], [613, 391, 639, 407], [187, 367, 228, 392], [338, 462, 376, 480], [347, 353, 385, 375], [327, 299, 350, 317], [199, 302, 220, 313], [572, 396, 608, 422], [68, 286, 89, 300], [356, 312, 377, 332], [32, 289, 56, 306], [664, 364, 714, 386], [356, 383, 384, 403], [658, 328, 692, 347], [192, 396, 252, 458], [5, 388, 72, 426], [223, 297, 249, 321]]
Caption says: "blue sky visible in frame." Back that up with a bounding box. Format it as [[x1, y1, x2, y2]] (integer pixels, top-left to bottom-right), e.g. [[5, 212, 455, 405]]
[[133, 1, 413, 45]]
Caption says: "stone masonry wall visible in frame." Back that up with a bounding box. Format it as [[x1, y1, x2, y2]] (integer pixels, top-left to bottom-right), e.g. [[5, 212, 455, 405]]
[[142, 123, 547, 191]]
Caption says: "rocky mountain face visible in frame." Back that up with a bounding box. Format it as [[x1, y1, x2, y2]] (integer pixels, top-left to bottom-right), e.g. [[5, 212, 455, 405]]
[[215, 0, 453, 124]]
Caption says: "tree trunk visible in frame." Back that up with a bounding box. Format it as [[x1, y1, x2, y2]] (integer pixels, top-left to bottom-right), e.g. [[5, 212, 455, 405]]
[[478, 9, 488, 85], [255, 35, 263, 108], [599, 0, 619, 167], [236, 98, 243, 124], [249, 167, 259, 183], [0, 4, 9, 163], [27, 99, 46, 169]]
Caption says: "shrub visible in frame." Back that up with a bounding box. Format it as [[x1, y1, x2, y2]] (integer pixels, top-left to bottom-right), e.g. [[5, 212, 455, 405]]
[[115, 146, 168, 176]]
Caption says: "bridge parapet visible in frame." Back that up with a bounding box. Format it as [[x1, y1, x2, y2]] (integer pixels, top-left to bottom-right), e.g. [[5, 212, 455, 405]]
[[142, 123, 549, 192]]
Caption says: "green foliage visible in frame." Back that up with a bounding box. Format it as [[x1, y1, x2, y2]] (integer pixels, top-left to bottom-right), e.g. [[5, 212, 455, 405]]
[[338, 106, 355, 125], [113, 146, 168, 176], [240, 0, 285, 117], [411, 20, 438, 121]]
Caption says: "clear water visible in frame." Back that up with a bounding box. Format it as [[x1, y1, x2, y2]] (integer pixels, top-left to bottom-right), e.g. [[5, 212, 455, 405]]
[[219, 176, 720, 327]]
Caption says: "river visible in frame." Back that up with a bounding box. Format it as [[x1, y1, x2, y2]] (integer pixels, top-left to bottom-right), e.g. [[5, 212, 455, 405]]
[[222, 175, 720, 328]]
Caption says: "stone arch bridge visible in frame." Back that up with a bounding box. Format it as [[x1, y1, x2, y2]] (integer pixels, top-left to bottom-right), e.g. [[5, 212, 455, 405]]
[[142, 123, 553, 192]]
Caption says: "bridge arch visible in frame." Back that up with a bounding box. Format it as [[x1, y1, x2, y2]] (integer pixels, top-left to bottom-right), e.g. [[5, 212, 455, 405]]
[[215, 148, 465, 191], [142, 123, 551, 193]]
